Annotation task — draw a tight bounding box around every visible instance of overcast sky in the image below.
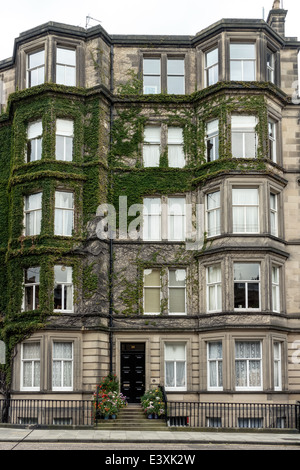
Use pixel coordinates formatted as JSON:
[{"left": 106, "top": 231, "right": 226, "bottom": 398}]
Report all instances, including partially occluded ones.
[{"left": 0, "top": 0, "right": 299, "bottom": 60}]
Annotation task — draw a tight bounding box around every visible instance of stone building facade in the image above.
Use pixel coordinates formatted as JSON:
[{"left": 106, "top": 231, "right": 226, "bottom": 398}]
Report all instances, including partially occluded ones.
[{"left": 0, "top": 2, "right": 300, "bottom": 415}]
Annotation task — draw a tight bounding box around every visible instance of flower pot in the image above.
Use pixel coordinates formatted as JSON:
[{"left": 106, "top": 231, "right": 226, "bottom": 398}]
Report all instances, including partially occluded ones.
[
  {"left": 111, "top": 414, "right": 117, "bottom": 419},
  {"left": 147, "top": 414, "right": 153, "bottom": 419},
  {"left": 104, "top": 415, "right": 110, "bottom": 420}
]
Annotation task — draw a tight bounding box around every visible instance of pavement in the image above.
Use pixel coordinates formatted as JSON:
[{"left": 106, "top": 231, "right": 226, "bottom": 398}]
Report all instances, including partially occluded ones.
[{"left": 0, "top": 426, "right": 299, "bottom": 446}]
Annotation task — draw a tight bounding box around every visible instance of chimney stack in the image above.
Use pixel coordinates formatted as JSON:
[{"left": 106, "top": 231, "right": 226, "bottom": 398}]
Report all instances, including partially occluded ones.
[{"left": 267, "top": 0, "right": 288, "bottom": 37}]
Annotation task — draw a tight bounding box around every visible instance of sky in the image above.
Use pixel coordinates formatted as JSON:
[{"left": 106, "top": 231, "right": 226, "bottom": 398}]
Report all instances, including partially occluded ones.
[{"left": 0, "top": 0, "right": 299, "bottom": 60}]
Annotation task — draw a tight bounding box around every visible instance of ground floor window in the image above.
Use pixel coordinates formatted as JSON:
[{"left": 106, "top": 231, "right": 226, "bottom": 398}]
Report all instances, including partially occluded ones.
[
  {"left": 21, "top": 342, "right": 40, "bottom": 391},
  {"left": 52, "top": 342, "right": 73, "bottom": 391},
  {"left": 164, "top": 343, "right": 186, "bottom": 391},
  {"left": 235, "top": 341, "right": 262, "bottom": 391}
]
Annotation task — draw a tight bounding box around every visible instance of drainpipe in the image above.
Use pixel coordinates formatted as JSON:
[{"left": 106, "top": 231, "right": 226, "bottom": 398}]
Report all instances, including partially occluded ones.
[{"left": 109, "top": 43, "right": 114, "bottom": 374}]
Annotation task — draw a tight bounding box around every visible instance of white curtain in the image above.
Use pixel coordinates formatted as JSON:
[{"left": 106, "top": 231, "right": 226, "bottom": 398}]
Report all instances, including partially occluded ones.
[
  {"left": 52, "top": 342, "right": 73, "bottom": 389},
  {"left": 143, "top": 126, "right": 160, "bottom": 167},
  {"left": 165, "top": 344, "right": 186, "bottom": 388},
  {"left": 54, "top": 191, "right": 74, "bottom": 236},
  {"left": 232, "top": 188, "right": 258, "bottom": 232},
  {"left": 168, "top": 128, "right": 185, "bottom": 167},
  {"left": 25, "top": 193, "right": 42, "bottom": 236}
]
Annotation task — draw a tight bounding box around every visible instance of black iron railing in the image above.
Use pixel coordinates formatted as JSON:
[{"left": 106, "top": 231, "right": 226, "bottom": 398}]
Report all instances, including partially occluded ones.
[
  {"left": 167, "top": 401, "right": 300, "bottom": 431},
  {"left": 0, "top": 399, "right": 94, "bottom": 427},
  {"left": 0, "top": 398, "right": 299, "bottom": 431}
]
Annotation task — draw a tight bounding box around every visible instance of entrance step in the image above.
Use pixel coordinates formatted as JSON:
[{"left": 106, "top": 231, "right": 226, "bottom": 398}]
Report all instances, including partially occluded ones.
[{"left": 94, "top": 404, "right": 168, "bottom": 430}]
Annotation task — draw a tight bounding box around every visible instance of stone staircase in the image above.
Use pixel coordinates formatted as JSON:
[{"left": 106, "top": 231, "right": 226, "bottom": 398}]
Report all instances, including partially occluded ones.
[{"left": 94, "top": 404, "right": 168, "bottom": 431}]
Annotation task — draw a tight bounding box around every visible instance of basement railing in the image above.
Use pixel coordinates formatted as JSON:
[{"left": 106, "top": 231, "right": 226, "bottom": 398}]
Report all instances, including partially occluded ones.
[{"left": 0, "top": 399, "right": 299, "bottom": 431}]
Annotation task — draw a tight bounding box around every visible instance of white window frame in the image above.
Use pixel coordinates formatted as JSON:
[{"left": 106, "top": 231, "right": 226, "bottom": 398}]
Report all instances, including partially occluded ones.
[
  {"left": 235, "top": 341, "right": 263, "bottom": 391},
  {"left": 230, "top": 43, "right": 256, "bottom": 81},
  {"left": 167, "top": 58, "right": 185, "bottom": 94},
  {"left": 168, "top": 197, "right": 186, "bottom": 241},
  {"left": 26, "top": 49, "right": 45, "bottom": 88},
  {"left": 272, "top": 266, "right": 280, "bottom": 313},
  {"left": 234, "top": 263, "right": 261, "bottom": 311},
  {"left": 54, "top": 265, "right": 73, "bottom": 313},
  {"left": 273, "top": 341, "right": 282, "bottom": 391},
  {"left": 55, "top": 119, "right": 74, "bottom": 161},
  {"left": 267, "top": 49, "right": 275, "bottom": 83},
  {"left": 167, "top": 127, "right": 185, "bottom": 168},
  {"left": 205, "top": 119, "right": 219, "bottom": 162},
  {"left": 56, "top": 47, "right": 76, "bottom": 86},
  {"left": 24, "top": 192, "right": 42, "bottom": 236},
  {"left": 21, "top": 342, "right": 40, "bottom": 391},
  {"left": 168, "top": 268, "right": 186, "bottom": 315},
  {"left": 143, "top": 58, "right": 161, "bottom": 94},
  {"left": 52, "top": 342, "right": 73, "bottom": 391},
  {"left": 143, "top": 198, "right": 162, "bottom": 241},
  {"left": 164, "top": 342, "right": 187, "bottom": 391},
  {"left": 231, "top": 115, "right": 257, "bottom": 159},
  {"left": 54, "top": 191, "right": 74, "bottom": 236},
  {"left": 23, "top": 267, "right": 40, "bottom": 311},
  {"left": 270, "top": 192, "right": 278, "bottom": 237},
  {"left": 207, "top": 342, "right": 223, "bottom": 391},
  {"left": 206, "top": 264, "right": 222, "bottom": 313},
  {"left": 143, "top": 268, "right": 161, "bottom": 316},
  {"left": 232, "top": 187, "right": 259, "bottom": 234},
  {"left": 143, "top": 126, "right": 160, "bottom": 167},
  {"left": 205, "top": 47, "right": 219, "bottom": 87},
  {"left": 27, "top": 120, "right": 42, "bottom": 162},
  {"left": 268, "top": 120, "right": 277, "bottom": 163},
  {"left": 206, "top": 190, "right": 221, "bottom": 238}
]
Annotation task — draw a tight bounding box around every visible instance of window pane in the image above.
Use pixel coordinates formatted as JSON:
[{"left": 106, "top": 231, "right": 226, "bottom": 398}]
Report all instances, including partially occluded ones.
[
  {"left": 167, "top": 59, "right": 184, "bottom": 75},
  {"left": 28, "top": 121, "right": 42, "bottom": 140},
  {"left": 247, "top": 283, "right": 260, "bottom": 308},
  {"left": 165, "top": 343, "right": 185, "bottom": 361},
  {"left": 54, "top": 265, "right": 72, "bottom": 284},
  {"left": 144, "top": 288, "right": 160, "bottom": 313},
  {"left": 55, "top": 191, "right": 73, "bottom": 209},
  {"left": 169, "top": 269, "right": 186, "bottom": 287},
  {"left": 165, "top": 362, "right": 175, "bottom": 387},
  {"left": 206, "top": 48, "right": 218, "bottom": 67},
  {"left": 144, "top": 58, "right": 160, "bottom": 74},
  {"left": 234, "top": 283, "right": 246, "bottom": 308},
  {"left": 167, "top": 76, "right": 185, "bottom": 94},
  {"left": 57, "top": 48, "right": 76, "bottom": 66},
  {"left": 169, "top": 288, "right": 185, "bottom": 313},
  {"left": 143, "top": 76, "right": 161, "bottom": 94},
  {"left": 234, "top": 263, "right": 259, "bottom": 281},
  {"left": 25, "top": 267, "right": 40, "bottom": 284},
  {"left": 25, "top": 193, "right": 42, "bottom": 211},
  {"left": 230, "top": 44, "right": 255, "bottom": 59},
  {"left": 244, "top": 61, "right": 256, "bottom": 81},
  {"left": 176, "top": 362, "right": 186, "bottom": 387},
  {"left": 29, "top": 50, "right": 45, "bottom": 69}
]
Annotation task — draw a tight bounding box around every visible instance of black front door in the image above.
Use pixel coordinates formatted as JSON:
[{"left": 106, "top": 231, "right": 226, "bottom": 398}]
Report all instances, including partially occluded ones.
[{"left": 121, "top": 343, "right": 145, "bottom": 403}]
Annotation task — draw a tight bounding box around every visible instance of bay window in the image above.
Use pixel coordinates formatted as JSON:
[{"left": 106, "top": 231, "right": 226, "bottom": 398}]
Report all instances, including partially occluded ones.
[
  {"left": 54, "top": 265, "right": 73, "bottom": 312},
  {"left": 231, "top": 115, "right": 257, "bottom": 158},
  {"left": 206, "top": 191, "right": 221, "bottom": 237},
  {"left": 270, "top": 192, "right": 278, "bottom": 236},
  {"left": 272, "top": 266, "right": 280, "bottom": 313},
  {"left": 205, "top": 47, "right": 218, "bottom": 86},
  {"left": 56, "top": 47, "right": 76, "bottom": 86},
  {"left": 205, "top": 119, "right": 219, "bottom": 162},
  {"left": 235, "top": 341, "right": 262, "bottom": 390},
  {"left": 274, "top": 342, "right": 282, "bottom": 391},
  {"left": 52, "top": 342, "right": 73, "bottom": 391},
  {"left": 268, "top": 120, "right": 277, "bottom": 162},
  {"left": 232, "top": 187, "right": 259, "bottom": 233},
  {"left": 267, "top": 49, "right": 275, "bottom": 83},
  {"left": 234, "top": 263, "right": 260, "bottom": 310},
  {"left": 207, "top": 342, "right": 223, "bottom": 390},
  {"left": 54, "top": 191, "right": 74, "bottom": 236},
  {"left": 56, "top": 119, "right": 74, "bottom": 161},
  {"left": 27, "top": 50, "right": 45, "bottom": 87},
  {"left": 21, "top": 342, "right": 40, "bottom": 391},
  {"left": 27, "top": 120, "right": 42, "bottom": 162},
  {"left": 230, "top": 43, "right": 256, "bottom": 81},
  {"left": 23, "top": 267, "right": 40, "bottom": 311},
  {"left": 165, "top": 343, "right": 186, "bottom": 391},
  {"left": 24, "top": 192, "right": 42, "bottom": 236},
  {"left": 207, "top": 264, "right": 222, "bottom": 312}
]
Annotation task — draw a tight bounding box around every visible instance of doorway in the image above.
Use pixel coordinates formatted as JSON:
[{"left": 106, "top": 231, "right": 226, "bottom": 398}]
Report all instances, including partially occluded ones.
[{"left": 120, "top": 343, "right": 145, "bottom": 403}]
